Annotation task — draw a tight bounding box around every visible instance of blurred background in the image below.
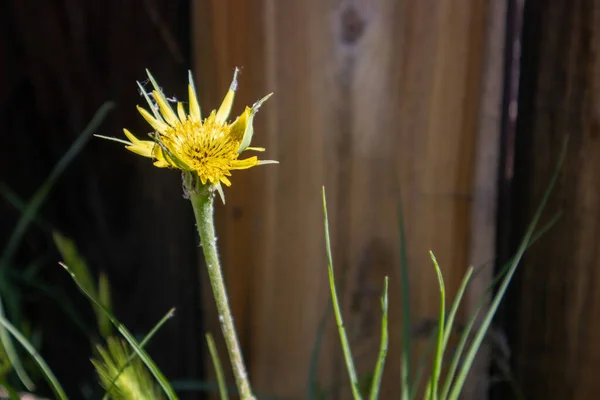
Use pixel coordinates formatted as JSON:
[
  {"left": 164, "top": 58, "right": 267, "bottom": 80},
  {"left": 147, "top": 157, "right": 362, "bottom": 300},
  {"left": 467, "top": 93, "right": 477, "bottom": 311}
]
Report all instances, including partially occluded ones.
[{"left": 1, "top": 0, "right": 598, "bottom": 399}]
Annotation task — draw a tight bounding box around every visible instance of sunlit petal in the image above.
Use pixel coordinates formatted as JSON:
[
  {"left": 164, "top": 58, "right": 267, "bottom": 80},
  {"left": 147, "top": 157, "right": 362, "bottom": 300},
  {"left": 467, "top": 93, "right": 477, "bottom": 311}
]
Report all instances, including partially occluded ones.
[
  {"left": 137, "top": 106, "right": 170, "bottom": 133},
  {"left": 188, "top": 71, "right": 202, "bottom": 122},
  {"left": 215, "top": 68, "right": 239, "bottom": 124},
  {"left": 237, "top": 93, "right": 272, "bottom": 153},
  {"left": 177, "top": 102, "right": 187, "bottom": 123},
  {"left": 152, "top": 90, "right": 180, "bottom": 127},
  {"left": 230, "top": 157, "right": 259, "bottom": 170},
  {"left": 220, "top": 175, "right": 232, "bottom": 187}
]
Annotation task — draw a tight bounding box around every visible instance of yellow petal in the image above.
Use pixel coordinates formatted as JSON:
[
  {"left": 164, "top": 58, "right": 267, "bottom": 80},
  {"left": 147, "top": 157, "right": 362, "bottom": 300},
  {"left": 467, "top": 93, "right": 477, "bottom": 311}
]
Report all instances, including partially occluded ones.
[
  {"left": 126, "top": 142, "right": 155, "bottom": 157},
  {"left": 237, "top": 93, "right": 272, "bottom": 153},
  {"left": 177, "top": 102, "right": 187, "bottom": 123},
  {"left": 152, "top": 90, "right": 180, "bottom": 127},
  {"left": 205, "top": 110, "right": 217, "bottom": 124},
  {"left": 152, "top": 146, "right": 171, "bottom": 167},
  {"left": 230, "top": 156, "right": 259, "bottom": 170},
  {"left": 153, "top": 143, "right": 193, "bottom": 171},
  {"left": 220, "top": 175, "right": 232, "bottom": 186},
  {"left": 188, "top": 71, "right": 202, "bottom": 122},
  {"left": 137, "top": 106, "right": 170, "bottom": 133},
  {"left": 122, "top": 129, "right": 154, "bottom": 158},
  {"left": 229, "top": 107, "right": 250, "bottom": 141},
  {"left": 122, "top": 128, "right": 140, "bottom": 143},
  {"left": 215, "top": 68, "right": 239, "bottom": 124}
]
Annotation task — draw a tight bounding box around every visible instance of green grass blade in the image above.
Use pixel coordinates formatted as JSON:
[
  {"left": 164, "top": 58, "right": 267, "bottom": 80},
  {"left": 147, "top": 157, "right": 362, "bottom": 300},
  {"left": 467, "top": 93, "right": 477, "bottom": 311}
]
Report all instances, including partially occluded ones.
[
  {"left": 98, "top": 272, "right": 113, "bottom": 338},
  {"left": 53, "top": 231, "right": 97, "bottom": 297},
  {"left": 322, "top": 187, "right": 362, "bottom": 400},
  {"left": 440, "top": 251, "right": 526, "bottom": 400},
  {"left": 102, "top": 308, "right": 176, "bottom": 400},
  {"left": 307, "top": 301, "right": 332, "bottom": 400},
  {"left": 7, "top": 270, "right": 97, "bottom": 342},
  {"left": 439, "top": 217, "right": 559, "bottom": 400},
  {"left": 206, "top": 333, "right": 229, "bottom": 400},
  {"left": 0, "top": 302, "right": 67, "bottom": 400},
  {"left": 440, "top": 305, "right": 481, "bottom": 400},
  {"left": 397, "top": 202, "right": 411, "bottom": 400},
  {"left": 170, "top": 380, "right": 285, "bottom": 400},
  {"left": 0, "top": 296, "right": 34, "bottom": 391},
  {"left": 410, "top": 268, "right": 474, "bottom": 400},
  {"left": 0, "top": 101, "right": 115, "bottom": 391},
  {"left": 429, "top": 252, "right": 445, "bottom": 400},
  {"left": 446, "top": 138, "right": 567, "bottom": 400},
  {"left": 53, "top": 231, "right": 114, "bottom": 339},
  {"left": 440, "top": 260, "right": 513, "bottom": 400},
  {"left": 0, "top": 101, "right": 115, "bottom": 273},
  {"left": 409, "top": 330, "right": 438, "bottom": 400},
  {"left": 442, "top": 267, "right": 473, "bottom": 353},
  {"left": 0, "top": 184, "right": 51, "bottom": 232},
  {"left": 441, "top": 267, "right": 473, "bottom": 357},
  {"left": 437, "top": 267, "right": 473, "bottom": 400},
  {"left": 424, "top": 380, "right": 432, "bottom": 400},
  {"left": 368, "top": 277, "right": 389, "bottom": 400},
  {"left": 61, "top": 262, "right": 179, "bottom": 400},
  {"left": 472, "top": 211, "right": 562, "bottom": 290}
]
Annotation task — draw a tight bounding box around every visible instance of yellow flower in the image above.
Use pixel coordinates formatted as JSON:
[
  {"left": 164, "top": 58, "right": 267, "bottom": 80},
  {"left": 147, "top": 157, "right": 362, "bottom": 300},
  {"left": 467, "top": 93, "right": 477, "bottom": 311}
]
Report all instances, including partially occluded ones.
[{"left": 97, "top": 68, "right": 276, "bottom": 197}]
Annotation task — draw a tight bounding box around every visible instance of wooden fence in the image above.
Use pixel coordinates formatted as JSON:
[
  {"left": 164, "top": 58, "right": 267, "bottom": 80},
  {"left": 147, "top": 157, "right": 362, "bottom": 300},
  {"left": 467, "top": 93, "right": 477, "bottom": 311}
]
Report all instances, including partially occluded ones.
[
  {"left": 192, "top": 1, "right": 504, "bottom": 398},
  {"left": 505, "top": 1, "right": 600, "bottom": 399}
]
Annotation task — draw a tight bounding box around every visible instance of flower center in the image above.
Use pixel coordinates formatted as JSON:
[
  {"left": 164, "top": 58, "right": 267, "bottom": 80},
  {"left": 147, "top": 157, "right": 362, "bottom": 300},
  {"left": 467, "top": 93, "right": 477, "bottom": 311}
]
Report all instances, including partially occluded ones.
[{"left": 163, "top": 118, "right": 241, "bottom": 182}]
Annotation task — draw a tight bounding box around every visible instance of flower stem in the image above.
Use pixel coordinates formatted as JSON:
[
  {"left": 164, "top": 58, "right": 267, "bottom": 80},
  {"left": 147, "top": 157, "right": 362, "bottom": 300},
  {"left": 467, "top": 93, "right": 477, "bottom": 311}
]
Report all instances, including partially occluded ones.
[{"left": 188, "top": 181, "right": 255, "bottom": 400}]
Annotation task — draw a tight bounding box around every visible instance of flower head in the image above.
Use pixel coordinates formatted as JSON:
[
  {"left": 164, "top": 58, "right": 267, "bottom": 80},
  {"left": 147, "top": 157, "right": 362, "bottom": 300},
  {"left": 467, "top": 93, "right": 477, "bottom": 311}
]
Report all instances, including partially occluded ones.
[
  {"left": 92, "top": 337, "right": 163, "bottom": 400},
  {"left": 98, "top": 68, "right": 276, "bottom": 200}
]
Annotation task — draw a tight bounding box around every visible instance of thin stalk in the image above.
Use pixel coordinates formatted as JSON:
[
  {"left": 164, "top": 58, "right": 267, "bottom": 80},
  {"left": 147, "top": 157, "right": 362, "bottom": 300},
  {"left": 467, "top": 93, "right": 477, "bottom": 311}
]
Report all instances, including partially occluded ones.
[
  {"left": 429, "top": 252, "right": 445, "bottom": 400},
  {"left": 188, "top": 182, "right": 254, "bottom": 400},
  {"left": 322, "top": 187, "right": 362, "bottom": 400},
  {"left": 102, "top": 308, "right": 176, "bottom": 400},
  {"left": 207, "top": 333, "right": 229, "bottom": 400},
  {"left": 61, "top": 263, "right": 178, "bottom": 400},
  {"left": 446, "top": 137, "right": 568, "bottom": 400},
  {"left": 368, "top": 277, "right": 389, "bottom": 400},
  {"left": 397, "top": 202, "right": 411, "bottom": 400},
  {"left": 0, "top": 310, "right": 67, "bottom": 400}
]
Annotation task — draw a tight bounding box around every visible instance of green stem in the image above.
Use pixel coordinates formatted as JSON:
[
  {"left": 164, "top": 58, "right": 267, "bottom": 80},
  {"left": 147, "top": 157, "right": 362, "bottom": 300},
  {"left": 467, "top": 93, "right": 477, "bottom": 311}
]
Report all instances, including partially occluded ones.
[{"left": 188, "top": 181, "right": 254, "bottom": 400}]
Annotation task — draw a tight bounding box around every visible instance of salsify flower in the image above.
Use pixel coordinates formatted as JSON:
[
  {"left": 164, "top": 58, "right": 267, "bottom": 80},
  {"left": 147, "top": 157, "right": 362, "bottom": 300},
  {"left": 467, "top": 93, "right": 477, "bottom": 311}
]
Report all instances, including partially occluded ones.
[{"left": 97, "top": 68, "right": 276, "bottom": 201}]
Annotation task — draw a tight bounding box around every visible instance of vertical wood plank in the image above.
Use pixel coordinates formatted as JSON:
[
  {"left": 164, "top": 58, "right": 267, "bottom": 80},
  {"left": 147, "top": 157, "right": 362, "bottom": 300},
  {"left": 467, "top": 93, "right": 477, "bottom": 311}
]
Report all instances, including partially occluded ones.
[
  {"left": 464, "top": 1, "right": 506, "bottom": 399},
  {"left": 508, "top": 0, "right": 600, "bottom": 398},
  {"left": 192, "top": 0, "right": 495, "bottom": 398}
]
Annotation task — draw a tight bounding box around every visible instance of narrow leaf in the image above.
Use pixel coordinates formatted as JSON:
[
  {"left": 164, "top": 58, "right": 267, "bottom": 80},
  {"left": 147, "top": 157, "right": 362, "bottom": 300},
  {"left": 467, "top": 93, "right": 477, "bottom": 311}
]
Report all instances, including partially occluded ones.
[
  {"left": 0, "top": 304, "right": 67, "bottom": 400},
  {"left": 206, "top": 333, "right": 229, "bottom": 400},
  {"left": 397, "top": 202, "right": 411, "bottom": 400},
  {"left": 429, "top": 252, "right": 445, "bottom": 400},
  {"left": 446, "top": 137, "right": 567, "bottom": 400},
  {"left": 322, "top": 187, "right": 362, "bottom": 400},
  {"left": 368, "top": 277, "right": 389, "bottom": 400},
  {"left": 61, "top": 262, "right": 179, "bottom": 400}
]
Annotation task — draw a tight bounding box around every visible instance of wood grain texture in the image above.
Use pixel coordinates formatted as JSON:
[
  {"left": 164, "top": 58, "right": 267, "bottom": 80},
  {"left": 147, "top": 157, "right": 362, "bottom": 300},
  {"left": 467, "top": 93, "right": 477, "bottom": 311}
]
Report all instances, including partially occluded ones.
[
  {"left": 464, "top": 1, "right": 506, "bottom": 399},
  {"left": 507, "top": 0, "right": 600, "bottom": 399},
  {"left": 192, "top": 0, "right": 494, "bottom": 398}
]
